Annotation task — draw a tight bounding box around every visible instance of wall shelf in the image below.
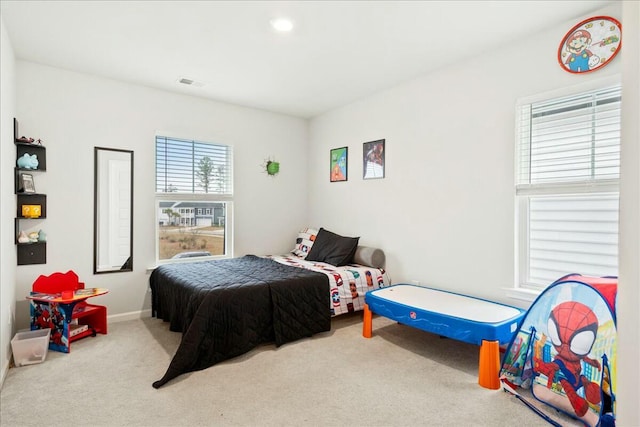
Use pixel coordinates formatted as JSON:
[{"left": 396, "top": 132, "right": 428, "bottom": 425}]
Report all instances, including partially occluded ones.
[{"left": 14, "top": 118, "right": 47, "bottom": 266}]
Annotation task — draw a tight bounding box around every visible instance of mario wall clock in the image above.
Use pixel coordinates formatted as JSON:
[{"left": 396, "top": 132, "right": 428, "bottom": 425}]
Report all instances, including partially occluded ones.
[{"left": 558, "top": 16, "right": 621, "bottom": 74}]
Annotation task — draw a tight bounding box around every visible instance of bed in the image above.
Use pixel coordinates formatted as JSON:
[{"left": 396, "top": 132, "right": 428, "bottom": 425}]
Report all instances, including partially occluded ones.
[{"left": 150, "top": 227, "right": 390, "bottom": 388}]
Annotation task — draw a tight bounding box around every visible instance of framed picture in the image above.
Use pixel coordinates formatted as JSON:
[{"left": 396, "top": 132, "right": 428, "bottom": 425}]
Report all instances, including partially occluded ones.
[
  {"left": 20, "top": 173, "right": 35, "bottom": 193},
  {"left": 330, "top": 147, "right": 348, "bottom": 182},
  {"left": 363, "top": 139, "right": 385, "bottom": 179},
  {"left": 558, "top": 16, "right": 622, "bottom": 74}
]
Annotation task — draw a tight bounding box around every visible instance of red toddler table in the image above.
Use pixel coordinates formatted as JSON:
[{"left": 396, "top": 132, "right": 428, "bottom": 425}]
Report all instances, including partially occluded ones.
[{"left": 27, "top": 270, "right": 108, "bottom": 353}]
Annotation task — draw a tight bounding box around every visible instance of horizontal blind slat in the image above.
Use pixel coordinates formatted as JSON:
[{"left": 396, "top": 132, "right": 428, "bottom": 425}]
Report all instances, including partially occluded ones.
[{"left": 156, "top": 136, "right": 233, "bottom": 195}]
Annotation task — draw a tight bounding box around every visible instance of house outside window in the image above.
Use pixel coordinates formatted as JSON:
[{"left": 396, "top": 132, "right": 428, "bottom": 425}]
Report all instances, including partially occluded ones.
[
  {"left": 515, "top": 83, "right": 621, "bottom": 290},
  {"left": 156, "top": 136, "right": 233, "bottom": 262}
]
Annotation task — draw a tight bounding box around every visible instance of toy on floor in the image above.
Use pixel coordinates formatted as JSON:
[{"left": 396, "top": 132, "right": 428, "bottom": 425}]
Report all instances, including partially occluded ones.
[{"left": 500, "top": 274, "right": 617, "bottom": 427}]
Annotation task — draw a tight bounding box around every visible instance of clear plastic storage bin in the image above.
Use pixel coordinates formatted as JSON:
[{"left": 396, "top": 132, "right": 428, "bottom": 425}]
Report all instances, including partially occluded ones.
[{"left": 11, "top": 328, "right": 50, "bottom": 366}]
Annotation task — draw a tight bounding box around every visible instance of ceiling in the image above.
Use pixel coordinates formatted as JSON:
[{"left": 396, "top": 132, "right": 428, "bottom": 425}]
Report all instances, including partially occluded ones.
[{"left": 1, "top": 1, "right": 612, "bottom": 118}]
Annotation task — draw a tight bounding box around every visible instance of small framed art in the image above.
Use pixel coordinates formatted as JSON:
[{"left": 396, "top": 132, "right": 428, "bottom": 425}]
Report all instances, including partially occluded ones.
[
  {"left": 363, "top": 139, "right": 385, "bottom": 179},
  {"left": 330, "top": 147, "right": 348, "bottom": 182},
  {"left": 558, "top": 16, "right": 622, "bottom": 74},
  {"left": 20, "top": 173, "right": 36, "bottom": 193}
]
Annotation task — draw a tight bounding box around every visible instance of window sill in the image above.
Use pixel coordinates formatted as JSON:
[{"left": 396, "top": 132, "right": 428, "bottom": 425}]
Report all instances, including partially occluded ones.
[{"left": 503, "top": 287, "right": 541, "bottom": 303}]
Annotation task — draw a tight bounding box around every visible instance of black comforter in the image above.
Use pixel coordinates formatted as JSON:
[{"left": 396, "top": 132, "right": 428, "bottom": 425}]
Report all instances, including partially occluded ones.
[{"left": 150, "top": 255, "right": 330, "bottom": 388}]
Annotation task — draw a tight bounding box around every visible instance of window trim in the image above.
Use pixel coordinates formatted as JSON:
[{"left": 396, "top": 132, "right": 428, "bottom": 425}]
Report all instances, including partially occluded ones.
[
  {"left": 513, "top": 76, "right": 621, "bottom": 293},
  {"left": 514, "top": 75, "right": 620, "bottom": 112},
  {"left": 154, "top": 133, "right": 234, "bottom": 265}
]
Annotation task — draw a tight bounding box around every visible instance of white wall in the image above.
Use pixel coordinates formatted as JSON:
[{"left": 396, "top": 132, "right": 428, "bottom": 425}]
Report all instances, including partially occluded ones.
[
  {"left": 12, "top": 62, "right": 310, "bottom": 329},
  {"left": 308, "top": 4, "right": 621, "bottom": 305},
  {"left": 0, "top": 16, "right": 17, "bottom": 386},
  {"left": 617, "top": 2, "right": 640, "bottom": 425},
  {"left": 309, "top": 2, "right": 640, "bottom": 424}
]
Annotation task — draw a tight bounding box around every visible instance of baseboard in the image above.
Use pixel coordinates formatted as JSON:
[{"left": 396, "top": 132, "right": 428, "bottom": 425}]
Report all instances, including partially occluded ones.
[
  {"left": 107, "top": 309, "right": 152, "bottom": 323},
  {"left": 0, "top": 359, "right": 8, "bottom": 390}
]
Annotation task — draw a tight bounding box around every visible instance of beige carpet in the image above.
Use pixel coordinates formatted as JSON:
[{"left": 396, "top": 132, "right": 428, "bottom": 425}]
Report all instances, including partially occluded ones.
[{"left": 0, "top": 313, "right": 581, "bottom": 426}]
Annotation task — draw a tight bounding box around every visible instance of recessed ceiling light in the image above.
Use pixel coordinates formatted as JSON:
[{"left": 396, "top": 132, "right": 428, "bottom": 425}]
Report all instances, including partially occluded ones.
[{"left": 270, "top": 18, "right": 293, "bottom": 32}]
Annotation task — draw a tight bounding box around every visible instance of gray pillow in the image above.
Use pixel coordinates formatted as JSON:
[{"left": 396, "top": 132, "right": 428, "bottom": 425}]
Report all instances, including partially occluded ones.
[{"left": 353, "top": 246, "right": 385, "bottom": 268}]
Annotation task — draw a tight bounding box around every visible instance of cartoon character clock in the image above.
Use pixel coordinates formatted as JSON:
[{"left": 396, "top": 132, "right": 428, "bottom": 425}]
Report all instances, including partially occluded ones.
[{"left": 558, "top": 16, "right": 622, "bottom": 74}]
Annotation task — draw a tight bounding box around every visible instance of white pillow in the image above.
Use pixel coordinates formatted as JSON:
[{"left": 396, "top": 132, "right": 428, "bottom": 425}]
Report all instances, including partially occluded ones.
[{"left": 291, "top": 227, "right": 319, "bottom": 258}]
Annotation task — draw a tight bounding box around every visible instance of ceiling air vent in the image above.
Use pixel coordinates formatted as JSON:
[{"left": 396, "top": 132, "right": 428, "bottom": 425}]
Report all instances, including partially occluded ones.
[{"left": 177, "top": 77, "right": 204, "bottom": 87}]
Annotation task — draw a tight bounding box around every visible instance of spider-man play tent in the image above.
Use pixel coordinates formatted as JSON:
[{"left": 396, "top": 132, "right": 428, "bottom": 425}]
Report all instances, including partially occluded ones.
[{"left": 500, "top": 274, "right": 617, "bottom": 427}]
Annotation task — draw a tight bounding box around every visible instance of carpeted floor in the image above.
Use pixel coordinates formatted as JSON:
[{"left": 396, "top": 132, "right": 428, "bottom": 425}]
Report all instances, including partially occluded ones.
[{"left": 0, "top": 313, "right": 582, "bottom": 426}]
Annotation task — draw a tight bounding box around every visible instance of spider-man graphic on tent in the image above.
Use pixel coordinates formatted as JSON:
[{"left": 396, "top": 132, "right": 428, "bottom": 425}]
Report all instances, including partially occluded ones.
[{"left": 534, "top": 301, "right": 602, "bottom": 417}]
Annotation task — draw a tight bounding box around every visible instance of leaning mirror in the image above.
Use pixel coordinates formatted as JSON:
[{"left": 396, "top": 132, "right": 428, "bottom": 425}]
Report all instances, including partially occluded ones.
[{"left": 94, "top": 147, "right": 133, "bottom": 273}]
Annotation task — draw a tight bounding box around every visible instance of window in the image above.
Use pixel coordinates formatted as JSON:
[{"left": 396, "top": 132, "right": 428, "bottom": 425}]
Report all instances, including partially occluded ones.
[
  {"left": 156, "top": 136, "right": 233, "bottom": 262},
  {"left": 516, "top": 85, "right": 621, "bottom": 290}
]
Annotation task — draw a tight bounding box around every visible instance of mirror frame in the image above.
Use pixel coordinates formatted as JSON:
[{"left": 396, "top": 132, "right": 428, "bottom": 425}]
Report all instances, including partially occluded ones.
[{"left": 93, "top": 147, "right": 134, "bottom": 274}]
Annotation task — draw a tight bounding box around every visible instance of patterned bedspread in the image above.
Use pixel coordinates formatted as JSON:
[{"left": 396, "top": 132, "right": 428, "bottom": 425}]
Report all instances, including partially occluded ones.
[{"left": 268, "top": 255, "right": 391, "bottom": 316}]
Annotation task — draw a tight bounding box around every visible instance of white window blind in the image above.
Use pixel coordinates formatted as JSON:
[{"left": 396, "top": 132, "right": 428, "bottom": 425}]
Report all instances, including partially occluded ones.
[
  {"left": 517, "top": 86, "right": 621, "bottom": 188},
  {"left": 527, "top": 194, "right": 619, "bottom": 285},
  {"left": 156, "top": 136, "right": 233, "bottom": 195},
  {"left": 516, "top": 85, "right": 621, "bottom": 288}
]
